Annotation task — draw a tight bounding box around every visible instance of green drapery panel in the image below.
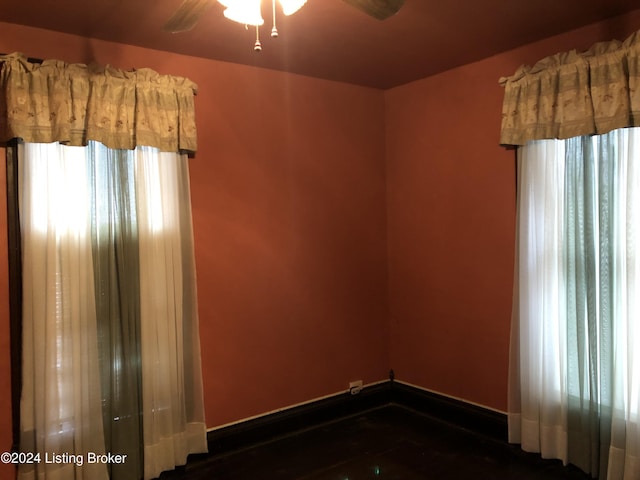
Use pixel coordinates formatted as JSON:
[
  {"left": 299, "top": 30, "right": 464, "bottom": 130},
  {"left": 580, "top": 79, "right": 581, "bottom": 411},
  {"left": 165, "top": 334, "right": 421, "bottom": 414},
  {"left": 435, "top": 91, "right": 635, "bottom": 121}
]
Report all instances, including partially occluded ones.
[
  {"left": 89, "top": 145, "right": 144, "bottom": 480},
  {"left": 0, "top": 53, "right": 198, "bottom": 153},
  {"left": 499, "top": 30, "right": 640, "bottom": 146},
  {"left": 564, "top": 136, "right": 608, "bottom": 477}
]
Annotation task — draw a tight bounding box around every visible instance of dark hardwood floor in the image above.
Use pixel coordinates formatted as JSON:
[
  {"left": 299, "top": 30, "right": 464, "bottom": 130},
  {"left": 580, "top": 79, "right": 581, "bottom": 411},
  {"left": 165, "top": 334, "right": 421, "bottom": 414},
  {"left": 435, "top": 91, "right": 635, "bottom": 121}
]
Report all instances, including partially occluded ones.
[{"left": 159, "top": 405, "right": 590, "bottom": 479}]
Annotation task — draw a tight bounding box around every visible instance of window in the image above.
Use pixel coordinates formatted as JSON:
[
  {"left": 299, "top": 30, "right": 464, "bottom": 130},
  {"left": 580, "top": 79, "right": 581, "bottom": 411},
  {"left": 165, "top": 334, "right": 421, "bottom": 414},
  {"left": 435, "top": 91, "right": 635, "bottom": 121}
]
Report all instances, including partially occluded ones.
[
  {"left": 511, "top": 127, "right": 640, "bottom": 479},
  {"left": 10, "top": 140, "right": 208, "bottom": 480}
]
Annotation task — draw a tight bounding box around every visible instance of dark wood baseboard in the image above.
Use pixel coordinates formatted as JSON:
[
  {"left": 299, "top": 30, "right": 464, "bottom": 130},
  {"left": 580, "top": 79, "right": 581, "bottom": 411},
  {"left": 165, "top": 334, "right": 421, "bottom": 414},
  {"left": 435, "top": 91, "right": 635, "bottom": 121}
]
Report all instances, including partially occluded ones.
[
  {"left": 206, "top": 380, "right": 507, "bottom": 456},
  {"left": 390, "top": 381, "right": 507, "bottom": 442}
]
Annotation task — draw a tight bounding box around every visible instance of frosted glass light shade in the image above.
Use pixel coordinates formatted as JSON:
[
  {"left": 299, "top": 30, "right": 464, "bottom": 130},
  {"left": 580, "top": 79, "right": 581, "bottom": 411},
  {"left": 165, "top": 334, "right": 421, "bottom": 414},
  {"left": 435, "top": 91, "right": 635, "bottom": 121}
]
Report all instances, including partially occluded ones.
[
  {"left": 279, "top": 0, "right": 306, "bottom": 15},
  {"left": 221, "top": 0, "right": 264, "bottom": 25}
]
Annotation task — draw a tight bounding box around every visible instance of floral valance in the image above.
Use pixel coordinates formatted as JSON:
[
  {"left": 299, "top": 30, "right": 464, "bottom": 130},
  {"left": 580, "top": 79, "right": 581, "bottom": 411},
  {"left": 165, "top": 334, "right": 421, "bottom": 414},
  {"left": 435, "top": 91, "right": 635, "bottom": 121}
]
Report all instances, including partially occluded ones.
[
  {"left": 0, "top": 52, "right": 198, "bottom": 153},
  {"left": 499, "top": 30, "right": 640, "bottom": 146}
]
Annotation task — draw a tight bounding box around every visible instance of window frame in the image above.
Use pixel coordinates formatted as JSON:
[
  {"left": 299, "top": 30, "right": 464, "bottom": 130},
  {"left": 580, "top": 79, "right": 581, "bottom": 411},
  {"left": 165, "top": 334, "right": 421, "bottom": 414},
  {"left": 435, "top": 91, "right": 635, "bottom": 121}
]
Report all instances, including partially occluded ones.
[{"left": 5, "top": 140, "right": 22, "bottom": 452}]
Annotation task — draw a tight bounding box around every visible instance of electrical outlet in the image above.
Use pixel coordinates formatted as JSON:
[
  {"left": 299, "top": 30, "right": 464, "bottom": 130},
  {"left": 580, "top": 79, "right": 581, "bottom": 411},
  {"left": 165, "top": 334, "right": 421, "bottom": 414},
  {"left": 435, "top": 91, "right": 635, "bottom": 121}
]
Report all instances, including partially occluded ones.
[{"left": 349, "top": 380, "right": 363, "bottom": 395}]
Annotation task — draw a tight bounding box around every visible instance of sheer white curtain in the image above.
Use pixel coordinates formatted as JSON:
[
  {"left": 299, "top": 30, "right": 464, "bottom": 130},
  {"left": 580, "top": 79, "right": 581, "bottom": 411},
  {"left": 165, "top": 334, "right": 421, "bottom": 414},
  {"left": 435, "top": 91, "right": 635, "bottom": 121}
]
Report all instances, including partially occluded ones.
[
  {"left": 18, "top": 141, "right": 207, "bottom": 480},
  {"left": 510, "top": 127, "right": 640, "bottom": 478},
  {"left": 136, "top": 148, "right": 207, "bottom": 479},
  {"left": 19, "top": 143, "right": 109, "bottom": 480},
  {"left": 510, "top": 139, "right": 568, "bottom": 460}
]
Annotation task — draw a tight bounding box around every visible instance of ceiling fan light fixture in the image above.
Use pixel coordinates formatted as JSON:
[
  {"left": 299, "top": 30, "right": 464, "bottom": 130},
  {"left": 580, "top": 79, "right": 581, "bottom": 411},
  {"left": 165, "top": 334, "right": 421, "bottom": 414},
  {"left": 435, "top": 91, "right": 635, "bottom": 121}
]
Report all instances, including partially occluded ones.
[
  {"left": 220, "top": 0, "right": 264, "bottom": 26},
  {"left": 163, "top": 0, "right": 406, "bottom": 36},
  {"left": 278, "top": 0, "right": 307, "bottom": 16}
]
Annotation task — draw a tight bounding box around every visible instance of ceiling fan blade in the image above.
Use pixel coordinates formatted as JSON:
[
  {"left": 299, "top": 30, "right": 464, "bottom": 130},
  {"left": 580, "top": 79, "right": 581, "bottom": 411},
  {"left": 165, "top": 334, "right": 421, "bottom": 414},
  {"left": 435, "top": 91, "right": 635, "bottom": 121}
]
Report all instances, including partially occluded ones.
[
  {"left": 341, "top": 0, "right": 405, "bottom": 20},
  {"left": 163, "top": 0, "right": 216, "bottom": 33}
]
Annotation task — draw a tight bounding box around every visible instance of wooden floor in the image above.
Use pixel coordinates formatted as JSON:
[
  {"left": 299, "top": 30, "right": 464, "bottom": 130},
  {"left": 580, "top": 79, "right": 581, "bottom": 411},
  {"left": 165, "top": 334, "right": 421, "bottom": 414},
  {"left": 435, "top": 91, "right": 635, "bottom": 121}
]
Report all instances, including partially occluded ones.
[{"left": 159, "top": 405, "right": 590, "bottom": 479}]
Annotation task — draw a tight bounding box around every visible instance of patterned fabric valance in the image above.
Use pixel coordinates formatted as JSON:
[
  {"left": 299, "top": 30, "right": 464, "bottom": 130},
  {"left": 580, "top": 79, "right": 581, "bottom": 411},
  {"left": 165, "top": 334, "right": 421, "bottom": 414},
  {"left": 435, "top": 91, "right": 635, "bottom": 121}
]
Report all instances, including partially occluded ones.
[
  {"left": 499, "top": 30, "right": 640, "bottom": 146},
  {"left": 0, "top": 52, "right": 198, "bottom": 153}
]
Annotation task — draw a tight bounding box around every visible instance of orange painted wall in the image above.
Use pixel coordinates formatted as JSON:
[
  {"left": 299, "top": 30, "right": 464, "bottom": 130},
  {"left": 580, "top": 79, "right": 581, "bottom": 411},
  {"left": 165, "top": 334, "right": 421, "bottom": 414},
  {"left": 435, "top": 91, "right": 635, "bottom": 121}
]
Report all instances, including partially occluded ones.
[
  {"left": 385, "top": 9, "right": 640, "bottom": 412},
  {"left": 2, "top": 9, "right": 640, "bottom": 475},
  {"left": 0, "top": 21, "right": 389, "bottom": 460}
]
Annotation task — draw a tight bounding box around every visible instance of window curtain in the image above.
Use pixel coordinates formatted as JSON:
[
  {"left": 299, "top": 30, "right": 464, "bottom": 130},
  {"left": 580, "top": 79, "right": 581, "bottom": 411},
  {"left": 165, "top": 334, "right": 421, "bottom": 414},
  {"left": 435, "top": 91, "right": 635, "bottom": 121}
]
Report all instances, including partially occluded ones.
[
  {"left": 1, "top": 54, "right": 207, "bottom": 480},
  {"left": 499, "top": 30, "right": 640, "bottom": 146},
  {"left": 0, "top": 52, "right": 197, "bottom": 152},
  {"left": 502, "top": 29, "right": 640, "bottom": 480},
  {"left": 511, "top": 131, "right": 640, "bottom": 478}
]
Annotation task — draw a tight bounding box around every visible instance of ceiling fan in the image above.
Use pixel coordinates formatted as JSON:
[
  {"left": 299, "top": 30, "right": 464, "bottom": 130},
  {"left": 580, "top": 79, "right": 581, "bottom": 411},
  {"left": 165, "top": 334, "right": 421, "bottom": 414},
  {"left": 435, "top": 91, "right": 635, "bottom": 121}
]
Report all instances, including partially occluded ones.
[{"left": 163, "top": 0, "right": 406, "bottom": 33}]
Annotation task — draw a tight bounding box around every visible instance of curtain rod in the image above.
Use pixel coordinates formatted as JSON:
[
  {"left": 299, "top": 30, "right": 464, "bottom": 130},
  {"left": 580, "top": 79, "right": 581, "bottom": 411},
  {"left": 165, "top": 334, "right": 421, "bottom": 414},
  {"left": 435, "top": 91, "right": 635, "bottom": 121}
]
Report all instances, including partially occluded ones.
[{"left": 0, "top": 53, "right": 44, "bottom": 63}]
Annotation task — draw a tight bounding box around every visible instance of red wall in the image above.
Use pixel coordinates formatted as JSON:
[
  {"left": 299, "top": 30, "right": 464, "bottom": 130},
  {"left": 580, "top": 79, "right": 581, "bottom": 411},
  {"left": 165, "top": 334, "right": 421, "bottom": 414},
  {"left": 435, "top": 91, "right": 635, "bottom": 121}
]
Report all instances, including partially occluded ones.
[
  {"left": 385, "top": 9, "right": 640, "bottom": 411},
  {"left": 0, "top": 22, "right": 389, "bottom": 469},
  {"left": 1, "top": 9, "right": 640, "bottom": 477},
  {"left": 385, "top": 60, "right": 516, "bottom": 411}
]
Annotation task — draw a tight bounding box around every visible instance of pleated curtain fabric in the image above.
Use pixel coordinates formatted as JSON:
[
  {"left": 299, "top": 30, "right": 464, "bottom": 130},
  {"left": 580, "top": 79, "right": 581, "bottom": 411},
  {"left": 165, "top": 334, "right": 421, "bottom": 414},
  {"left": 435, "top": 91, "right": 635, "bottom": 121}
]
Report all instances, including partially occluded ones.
[
  {"left": 503, "top": 27, "right": 640, "bottom": 479},
  {"left": 89, "top": 144, "right": 145, "bottom": 480},
  {"left": 509, "top": 139, "right": 568, "bottom": 460},
  {"left": 135, "top": 146, "right": 208, "bottom": 479},
  {"left": 19, "top": 143, "right": 111, "bottom": 480},
  {"left": 499, "top": 30, "right": 640, "bottom": 146},
  {"left": 511, "top": 129, "right": 640, "bottom": 479},
  {"left": 0, "top": 53, "right": 198, "bottom": 154},
  {"left": 17, "top": 142, "right": 208, "bottom": 480},
  {"left": 1, "top": 54, "right": 207, "bottom": 480}
]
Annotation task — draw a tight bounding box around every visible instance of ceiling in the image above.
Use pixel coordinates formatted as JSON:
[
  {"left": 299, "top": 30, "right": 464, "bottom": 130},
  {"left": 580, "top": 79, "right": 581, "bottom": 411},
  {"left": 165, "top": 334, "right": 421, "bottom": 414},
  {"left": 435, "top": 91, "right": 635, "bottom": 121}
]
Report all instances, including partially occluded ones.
[{"left": 0, "top": 0, "right": 639, "bottom": 89}]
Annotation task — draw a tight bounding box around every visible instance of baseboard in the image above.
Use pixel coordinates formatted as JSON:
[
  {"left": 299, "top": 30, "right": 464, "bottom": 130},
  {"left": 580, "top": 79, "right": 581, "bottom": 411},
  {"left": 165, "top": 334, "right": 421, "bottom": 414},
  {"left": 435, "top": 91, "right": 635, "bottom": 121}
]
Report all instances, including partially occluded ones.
[
  {"left": 390, "top": 381, "right": 508, "bottom": 442},
  {"left": 207, "top": 382, "right": 392, "bottom": 455},
  {"left": 205, "top": 379, "right": 508, "bottom": 456}
]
